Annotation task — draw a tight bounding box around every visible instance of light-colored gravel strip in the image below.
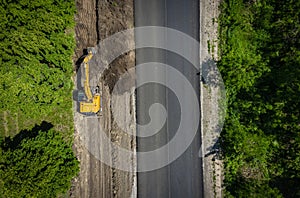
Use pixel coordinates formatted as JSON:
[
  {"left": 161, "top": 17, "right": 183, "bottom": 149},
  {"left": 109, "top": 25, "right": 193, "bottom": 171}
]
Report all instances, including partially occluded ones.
[{"left": 200, "top": 0, "right": 224, "bottom": 197}]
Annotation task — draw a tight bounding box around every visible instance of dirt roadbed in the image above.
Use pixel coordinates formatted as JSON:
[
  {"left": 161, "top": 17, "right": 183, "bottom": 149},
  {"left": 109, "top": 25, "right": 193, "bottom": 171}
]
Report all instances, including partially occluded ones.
[{"left": 71, "top": 0, "right": 135, "bottom": 197}]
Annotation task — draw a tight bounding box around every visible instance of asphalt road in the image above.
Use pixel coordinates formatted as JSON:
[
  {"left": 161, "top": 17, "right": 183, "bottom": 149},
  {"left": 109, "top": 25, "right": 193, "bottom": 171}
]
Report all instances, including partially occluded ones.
[{"left": 135, "top": 0, "right": 202, "bottom": 197}]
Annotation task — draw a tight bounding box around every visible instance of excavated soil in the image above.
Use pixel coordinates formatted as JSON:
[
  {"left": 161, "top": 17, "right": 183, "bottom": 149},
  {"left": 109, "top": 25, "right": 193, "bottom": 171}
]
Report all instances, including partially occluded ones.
[{"left": 71, "top": 0, "right": 135, "bottom": 197}]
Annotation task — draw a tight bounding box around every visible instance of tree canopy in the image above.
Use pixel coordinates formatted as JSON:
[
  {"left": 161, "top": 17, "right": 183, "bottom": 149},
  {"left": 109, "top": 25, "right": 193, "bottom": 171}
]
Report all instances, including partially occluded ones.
[
  {"left": 219, "top": 0, "right": 300, "bottom": 196},
  {"left": 0, "top": 123, "right": 79, "bottom": 197},
  {"left": 0, "top": 0, "right": 76, "bottom": 136},
  {"left": 0, "top": 0, "right": 78, "bottom": 196}
]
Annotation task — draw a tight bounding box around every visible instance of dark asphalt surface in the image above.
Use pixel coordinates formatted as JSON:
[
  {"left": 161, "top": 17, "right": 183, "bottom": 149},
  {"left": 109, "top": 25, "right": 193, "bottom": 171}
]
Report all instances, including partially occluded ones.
[{"left": 135, "top": 0, "right": 202, "bottom": 197}]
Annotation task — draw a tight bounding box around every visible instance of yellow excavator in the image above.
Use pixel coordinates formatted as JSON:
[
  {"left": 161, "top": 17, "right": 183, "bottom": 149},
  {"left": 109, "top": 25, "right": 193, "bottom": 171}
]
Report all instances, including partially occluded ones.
[{"left": 79, "top": 47, "right": 101, "bottom": 114}]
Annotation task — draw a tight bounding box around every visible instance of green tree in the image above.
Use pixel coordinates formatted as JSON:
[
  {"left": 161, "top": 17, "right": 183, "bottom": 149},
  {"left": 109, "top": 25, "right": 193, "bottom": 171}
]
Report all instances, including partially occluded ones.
[{"left": 0, "top": 125, "right": 79, "bottom": 197}]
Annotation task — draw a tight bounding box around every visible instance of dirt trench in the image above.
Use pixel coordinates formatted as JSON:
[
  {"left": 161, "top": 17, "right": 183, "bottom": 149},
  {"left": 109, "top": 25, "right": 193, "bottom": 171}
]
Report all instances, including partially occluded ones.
[{"left": 71, "top": 0, "right": 135, "bottom": 197}]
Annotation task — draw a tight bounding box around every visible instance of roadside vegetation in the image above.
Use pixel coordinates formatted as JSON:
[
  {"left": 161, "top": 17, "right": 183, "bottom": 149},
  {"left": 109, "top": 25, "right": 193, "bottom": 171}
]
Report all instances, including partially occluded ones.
[
  {"left": 0, "top": 0, "right": 79, "bottom": 196},
  {"left": 218, "top": 0, "right": 300, "bottom": 197}
]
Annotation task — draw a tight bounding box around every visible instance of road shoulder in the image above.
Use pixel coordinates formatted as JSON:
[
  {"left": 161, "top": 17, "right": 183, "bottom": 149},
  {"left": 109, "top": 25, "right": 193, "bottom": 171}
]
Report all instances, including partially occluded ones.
[{"left": 200, "top": 0, "right": 224, "bottom": 197}]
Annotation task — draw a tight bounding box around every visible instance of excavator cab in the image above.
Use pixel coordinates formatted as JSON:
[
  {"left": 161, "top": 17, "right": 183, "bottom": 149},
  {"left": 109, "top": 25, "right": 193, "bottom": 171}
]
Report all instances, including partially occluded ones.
[{"left": 79, "top": 47, "right": 101, "bottom": 115}]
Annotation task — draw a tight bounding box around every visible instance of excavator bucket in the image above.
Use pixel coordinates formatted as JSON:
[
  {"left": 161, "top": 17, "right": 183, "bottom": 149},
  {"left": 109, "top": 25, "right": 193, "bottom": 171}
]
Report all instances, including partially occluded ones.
[{"left": 87, "top": 47, "right": 97, "bottom": 55}]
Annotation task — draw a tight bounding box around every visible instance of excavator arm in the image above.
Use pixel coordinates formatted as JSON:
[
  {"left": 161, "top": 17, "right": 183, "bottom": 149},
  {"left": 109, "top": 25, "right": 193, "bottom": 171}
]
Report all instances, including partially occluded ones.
[{"left": 83, "top": 49, "right": 93, "bottom": 101}]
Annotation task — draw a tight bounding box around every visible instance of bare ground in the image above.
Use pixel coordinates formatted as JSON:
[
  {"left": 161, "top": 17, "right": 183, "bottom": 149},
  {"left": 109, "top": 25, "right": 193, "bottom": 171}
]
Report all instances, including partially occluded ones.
[
  {"left": 200, "top": 0, "right": 224, "bottom": 197},
  {"left": 71, "top": 0, "right": 135, "bottom": 197}
]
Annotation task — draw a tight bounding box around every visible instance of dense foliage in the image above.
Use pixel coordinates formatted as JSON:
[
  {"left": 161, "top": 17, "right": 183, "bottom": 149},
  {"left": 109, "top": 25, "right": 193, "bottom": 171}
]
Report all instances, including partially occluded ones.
[
  {"left": 219, "top": 0, "right": 300, "bottom": 197},
  {"left": 0, "top": 125, "right": 79, "bottom": 197},
  {"left": 0, "top": 0, "right": 76, "bottom": 136},
  {"left": 0, "top": 0, "right": 79, "bottom": 196}
]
